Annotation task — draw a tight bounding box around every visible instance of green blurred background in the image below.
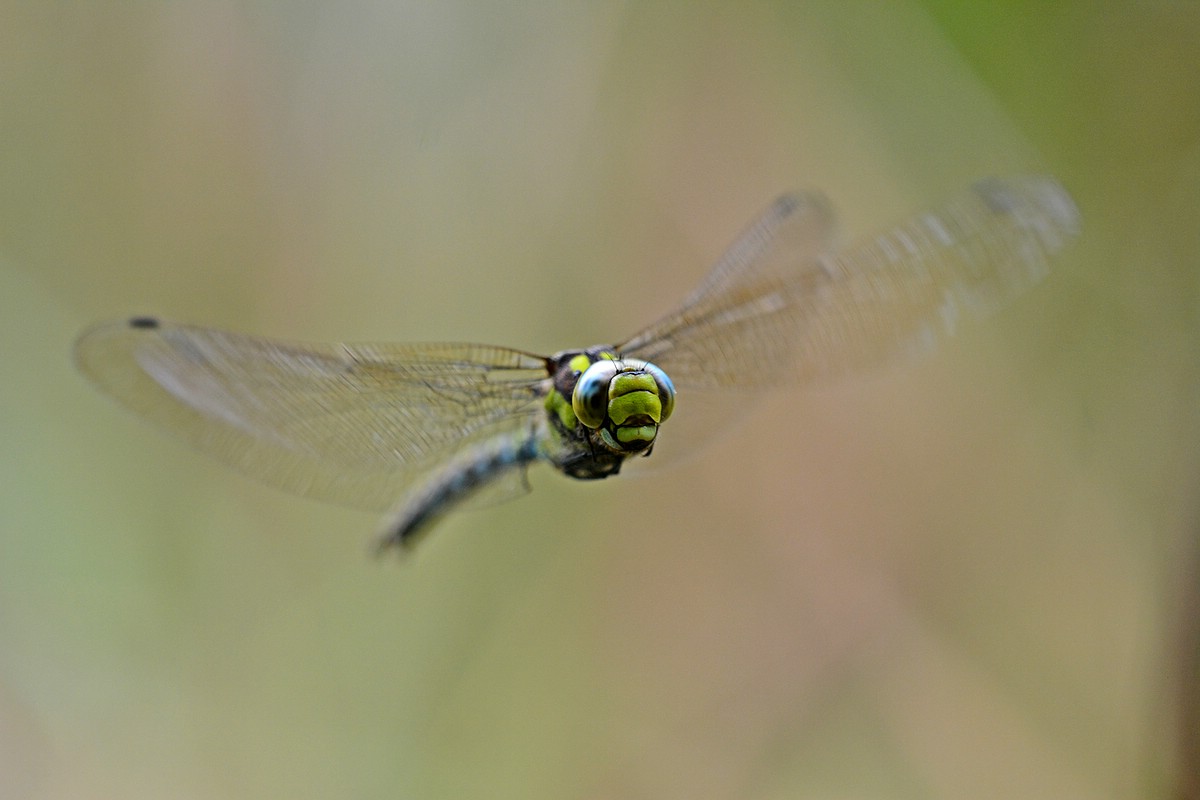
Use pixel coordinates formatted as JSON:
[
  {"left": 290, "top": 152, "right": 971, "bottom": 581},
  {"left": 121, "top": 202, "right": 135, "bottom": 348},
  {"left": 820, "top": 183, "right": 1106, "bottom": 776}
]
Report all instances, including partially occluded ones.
[{"left": 2, "top": 2, "right": 1198, "bottom": 798}]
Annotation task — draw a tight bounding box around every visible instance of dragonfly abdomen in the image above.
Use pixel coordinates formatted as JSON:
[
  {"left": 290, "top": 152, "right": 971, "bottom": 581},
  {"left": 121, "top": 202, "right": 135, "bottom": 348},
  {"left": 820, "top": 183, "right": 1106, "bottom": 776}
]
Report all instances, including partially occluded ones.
[{"left": 374, "top": 429, "right": 543, "bottom": 552}]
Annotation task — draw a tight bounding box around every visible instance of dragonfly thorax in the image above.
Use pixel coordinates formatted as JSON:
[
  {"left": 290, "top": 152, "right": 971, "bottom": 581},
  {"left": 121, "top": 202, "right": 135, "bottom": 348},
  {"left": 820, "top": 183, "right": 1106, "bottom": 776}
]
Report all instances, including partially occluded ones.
[{"left": 543, "top": 347, "right": 676, "bottom": 473}]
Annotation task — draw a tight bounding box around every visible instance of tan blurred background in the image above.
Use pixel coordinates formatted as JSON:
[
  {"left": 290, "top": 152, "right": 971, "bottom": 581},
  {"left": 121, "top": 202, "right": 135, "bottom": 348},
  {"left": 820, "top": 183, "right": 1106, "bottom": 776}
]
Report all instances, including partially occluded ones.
[{"left": 2, "top": 2, "right": 1198, "bottom": 798}]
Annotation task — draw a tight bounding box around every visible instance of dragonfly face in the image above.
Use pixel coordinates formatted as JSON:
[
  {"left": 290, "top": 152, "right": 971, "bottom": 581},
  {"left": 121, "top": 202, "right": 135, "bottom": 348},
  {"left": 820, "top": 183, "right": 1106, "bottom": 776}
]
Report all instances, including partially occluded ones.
[
  {"left": 74, "top": 176, "right": 1079, "bottom": 551},
  {"left": 542, "top": 347, "right": 677, "bottom": 479}
]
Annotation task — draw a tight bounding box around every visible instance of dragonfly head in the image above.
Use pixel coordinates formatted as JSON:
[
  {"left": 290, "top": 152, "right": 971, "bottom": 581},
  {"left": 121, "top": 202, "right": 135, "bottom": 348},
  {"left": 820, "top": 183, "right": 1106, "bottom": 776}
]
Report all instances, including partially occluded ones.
[{"left": 558, "top": 351, "right": 675, "bottom": 455}]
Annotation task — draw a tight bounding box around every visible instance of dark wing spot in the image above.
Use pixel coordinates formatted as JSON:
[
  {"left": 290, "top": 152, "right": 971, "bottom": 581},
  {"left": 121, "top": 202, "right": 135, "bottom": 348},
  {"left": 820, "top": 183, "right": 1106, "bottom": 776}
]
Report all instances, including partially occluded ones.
[{"left": 128, "top": 316, "right": 160, "bottom": 330}]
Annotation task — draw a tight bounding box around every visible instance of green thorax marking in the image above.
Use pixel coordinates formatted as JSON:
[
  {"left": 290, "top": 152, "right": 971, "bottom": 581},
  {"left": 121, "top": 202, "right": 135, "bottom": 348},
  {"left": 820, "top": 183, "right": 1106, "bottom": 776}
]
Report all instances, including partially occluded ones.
[{"left": 543, "top": 386, "right": 577, "bottom": 432}]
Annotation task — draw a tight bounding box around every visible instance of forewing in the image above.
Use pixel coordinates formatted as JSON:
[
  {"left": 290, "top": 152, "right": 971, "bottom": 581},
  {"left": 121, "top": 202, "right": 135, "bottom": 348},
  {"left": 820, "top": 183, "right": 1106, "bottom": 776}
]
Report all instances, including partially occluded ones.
[
  {"left": 620, "top": 176, "right": 1078, "bottom": 390},
  {"left": 618, "top": 190, "right": 837, "bottom": 382},
  {"left": 74, "top": 319, "right": 550, "bottom": 512}
]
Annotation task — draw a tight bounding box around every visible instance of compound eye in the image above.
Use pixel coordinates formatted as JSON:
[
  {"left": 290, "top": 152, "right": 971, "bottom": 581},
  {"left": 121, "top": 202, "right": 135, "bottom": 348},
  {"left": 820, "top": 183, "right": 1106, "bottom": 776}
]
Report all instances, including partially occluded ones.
[
  {"left": 643, "top": 362, "right": 676, "bottom": 422},
  {"left": 571, "top": 360, "right": 619, "bottom": 429}
]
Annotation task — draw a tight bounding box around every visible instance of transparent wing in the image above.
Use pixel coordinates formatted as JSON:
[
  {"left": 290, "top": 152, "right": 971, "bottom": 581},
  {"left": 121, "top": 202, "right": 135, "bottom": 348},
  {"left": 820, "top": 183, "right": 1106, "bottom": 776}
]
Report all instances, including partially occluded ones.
[
  {"left": 620, "top": 175, "right": 1079, "bottom": 389},
  {"left": 74, "top": 319, "right": 551, "bottom": 512}
]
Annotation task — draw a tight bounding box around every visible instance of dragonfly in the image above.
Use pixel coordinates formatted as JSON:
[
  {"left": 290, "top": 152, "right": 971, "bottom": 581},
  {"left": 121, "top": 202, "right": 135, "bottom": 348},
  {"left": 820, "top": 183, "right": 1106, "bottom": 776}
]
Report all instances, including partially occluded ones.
[{"left": 74, "top": 176, "right": 1078, "bottom": 551}]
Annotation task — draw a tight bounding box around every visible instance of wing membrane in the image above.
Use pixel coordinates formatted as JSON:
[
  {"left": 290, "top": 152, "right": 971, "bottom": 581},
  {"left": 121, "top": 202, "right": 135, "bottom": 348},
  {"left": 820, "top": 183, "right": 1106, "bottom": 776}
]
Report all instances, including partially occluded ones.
[
  {"left": 620, "top": 176, "right": 1079, "bottom": 389},
  {"left": 74, "top": 320, "right": 549, "bottom": 511}
]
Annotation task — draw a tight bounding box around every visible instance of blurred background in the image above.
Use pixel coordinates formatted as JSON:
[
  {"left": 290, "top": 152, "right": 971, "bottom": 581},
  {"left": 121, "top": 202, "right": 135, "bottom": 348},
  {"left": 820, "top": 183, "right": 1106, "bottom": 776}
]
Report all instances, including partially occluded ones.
[{"left": 2, "top": 2, "right": 1198, "bottom": 798}]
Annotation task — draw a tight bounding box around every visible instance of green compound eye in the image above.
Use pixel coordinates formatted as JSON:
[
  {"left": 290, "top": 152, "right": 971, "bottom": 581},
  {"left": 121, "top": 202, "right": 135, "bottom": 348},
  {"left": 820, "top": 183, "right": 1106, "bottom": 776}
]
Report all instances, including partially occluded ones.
[
  {"left": 643, "top": 362, "right": 675, "bottom": 422},
  {"left": 571, "top": 360, "right": 619, "bottom": 429}
]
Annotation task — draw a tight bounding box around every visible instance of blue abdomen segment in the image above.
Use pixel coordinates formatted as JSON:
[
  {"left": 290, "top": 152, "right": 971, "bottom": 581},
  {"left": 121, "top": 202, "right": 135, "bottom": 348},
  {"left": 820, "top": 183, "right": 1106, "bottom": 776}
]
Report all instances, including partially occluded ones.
[{"left": 375, "top": 430, "right": 543, "bottom": 552}]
